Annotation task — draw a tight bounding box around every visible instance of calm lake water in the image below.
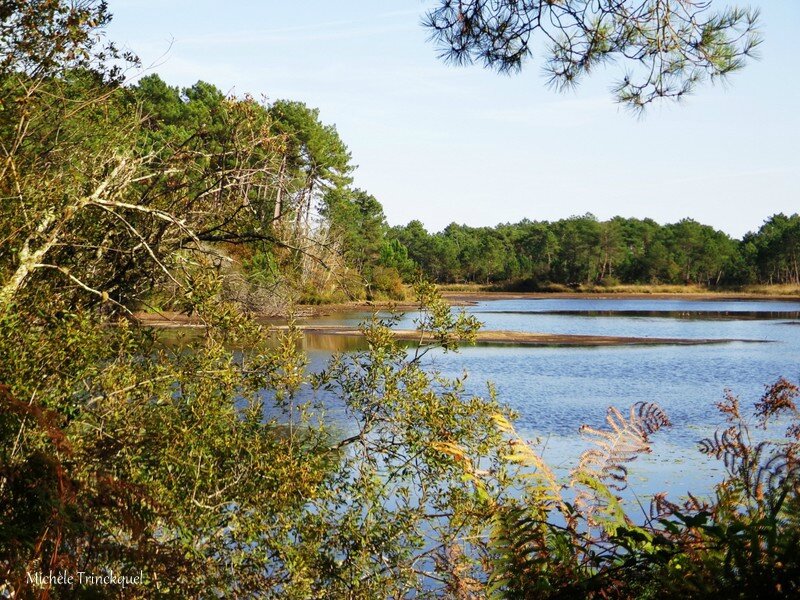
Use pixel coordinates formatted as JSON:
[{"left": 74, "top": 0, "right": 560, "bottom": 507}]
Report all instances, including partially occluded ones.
[{"left": 301, "top": 297, "right": 800, "bottom": 504}]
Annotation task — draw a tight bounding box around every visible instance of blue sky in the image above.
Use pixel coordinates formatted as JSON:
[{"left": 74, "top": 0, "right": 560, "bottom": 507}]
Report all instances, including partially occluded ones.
[{"left": 108, "top": 1, "right": 798, "bottom": 238}]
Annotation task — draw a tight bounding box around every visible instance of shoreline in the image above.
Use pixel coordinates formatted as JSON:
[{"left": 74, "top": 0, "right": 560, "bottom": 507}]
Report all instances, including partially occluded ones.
[
  {"left": 284, "top": 289, "right": 800, "bottom": 318},
  {"left": 133, "top": 289, "right": 800, "bottom": 328},
  {"left": 133, "top": 313, "right": 769, "bottom": 347},
  {"left": 440, "top": 290, "right": 800, "bottom": 302}
]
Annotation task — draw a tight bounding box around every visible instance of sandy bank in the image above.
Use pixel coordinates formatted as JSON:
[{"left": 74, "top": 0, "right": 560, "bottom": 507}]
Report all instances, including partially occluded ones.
[{"left": 274, "top": 325, "right": 765, "bottom": 347}]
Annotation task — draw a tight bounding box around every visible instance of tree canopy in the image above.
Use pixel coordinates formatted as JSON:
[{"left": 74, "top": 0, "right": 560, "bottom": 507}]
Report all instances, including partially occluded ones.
[{"left": 389, "top": 214, "right": 800, "bottom": 287}]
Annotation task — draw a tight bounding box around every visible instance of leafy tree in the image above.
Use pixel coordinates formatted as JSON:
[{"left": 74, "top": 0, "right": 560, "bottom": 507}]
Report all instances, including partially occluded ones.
[
  {"left": 0, "top": 67, "right": 292, "bottom": 312},
  {"left": 614, "top": 217, "right": 663, "bottom": 282},
  {"left": 322, "top": 187, "right": 406, "bottom": 298},
  {"left": 129, "top": 75, "right": 284, "bottom": 241},
  {"left": 662, "top": 219, "right": 739, "bottom": 285},
  {"left": 268, "top": 99, "right": 353, "bottom": 228},
  {"left": 552, "top": 214, "right": 602, "bottom": 284},
  {"left": 516, "top": 220, "right": 560, "bottom": 282},
  {"left": 323, "top": 188, "right": 387, "bottom": 272},
  {"left": 0, "top": 0, "right": 135, "bottom": 80},
  {"left": 746, "top": 213, "right": 800, "bottom": 285},
  {"left": 424, "top": 0, "right": 761, "bottom": 110},
  {"left": 390, "top": 220, "right": 438, "bottom": 278},
  {"left": 596, "top": 219, "right": 626, "bottom": 283},
  {"left": 429, "top": 233, "right": 462, "bottom": 282},
  {"left": 378, "top": 238, "right": 417, "bottom": 282}
]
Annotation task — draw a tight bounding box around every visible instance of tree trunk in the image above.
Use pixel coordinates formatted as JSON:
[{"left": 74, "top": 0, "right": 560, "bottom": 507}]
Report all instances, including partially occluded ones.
[
  {"left": 0, "top": 158, "right": 133, "bottom": 309},
  {"left": 273, "top": 156, "right": 286, "bottom": 223}
]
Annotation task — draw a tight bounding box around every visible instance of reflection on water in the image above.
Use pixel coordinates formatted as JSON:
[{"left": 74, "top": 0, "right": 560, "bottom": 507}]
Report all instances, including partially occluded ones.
[
  {"left": 153, "top": 324, "right": 368, "bottom": 352},
  {"left": 301, "top": 333, "right": 367, "bottom": 352}
]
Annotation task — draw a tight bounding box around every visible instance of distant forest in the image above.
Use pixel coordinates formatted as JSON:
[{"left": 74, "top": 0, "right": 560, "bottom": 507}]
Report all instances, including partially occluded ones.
[
  {"left": 4, "top": 67, "right": 796, "bottom": 319},
  {"left": 387, "top": 214, "right": 800, "bottom": 288}
]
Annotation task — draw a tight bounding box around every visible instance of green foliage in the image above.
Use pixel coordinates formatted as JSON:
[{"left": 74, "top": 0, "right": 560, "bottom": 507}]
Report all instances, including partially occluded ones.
[
  {"left": 267, "top": 99, "right": 354, "bottom": 238},
  {"left": 379, "top": 238, "right": 418, "bottom": 281},
  {"left": 0, "top": 0, "right": 135, "bottom": 81},
  {"left": 389, "top": 214, "right": 797, "bottom": 288},
  {"left": 412, "top": 280, "right": 483, "bottom": 351},
  {"left": 290, "top": 286, "right": 510, "bottom": 596},
  {"left": 0, "top": 301, "right": 339, "bottom": 596},
  {"left": 743, "top": 213, "right": 800, "bottom": 285},
  {"left": 373, "top": 266, "right": 406, "bottom": 300},
  {"left": 269, "top": 99, "right": 353, "bottom": 195},
  {"left": 0, "top": 278, "right": 520, "bottom": 597},
  {"left": 322, "top": 187, "right": 396, "bottom": 297},
  {"left": 243, "top": 248, "right": 281, "bottom": 288}
]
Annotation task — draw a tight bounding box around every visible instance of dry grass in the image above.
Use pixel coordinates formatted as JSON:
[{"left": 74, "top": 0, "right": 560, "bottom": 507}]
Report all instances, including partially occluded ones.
[
  {"left": 436, "top": 282, "right": 800, "bottom": 297},
  {"left": 734, "top": 284, "right": 800, "bottom": 296}
]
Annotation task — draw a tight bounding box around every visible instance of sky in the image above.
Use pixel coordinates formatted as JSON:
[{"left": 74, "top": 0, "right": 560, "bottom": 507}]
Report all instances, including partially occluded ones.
[{"left": 107, "top": 1, "right": 799, "bottom": 238}]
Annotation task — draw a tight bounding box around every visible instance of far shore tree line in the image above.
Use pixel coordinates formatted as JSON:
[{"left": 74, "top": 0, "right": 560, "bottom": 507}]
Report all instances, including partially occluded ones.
[{"left": 387, "top": 213, "right": 800, "bottom": 289}]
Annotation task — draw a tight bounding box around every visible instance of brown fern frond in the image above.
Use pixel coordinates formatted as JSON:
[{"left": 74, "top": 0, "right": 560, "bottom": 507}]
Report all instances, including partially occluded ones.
[
  {"left": 716, "top": 389, "right": 742, "bottom": 423},
  {"left": 575, "top": 403, "right": 668, "bottom": 487},
  {"left": 698, "top": 428, "right": 728, "bottom": 459},
  {"left": 755, "top": 446, "right": 800, "bottom": 504},
  {"left": 572, "top": 402, "right": 670, "bottom": 526},
  {"left": 684, "top": 492, "right": 711, "bottom": 514},
  {"left": 633, "top": 401, "right": 671, "bottom": 438},
  {"left": 434, "top": 543, "right": 483, "bottom": 599},
  {"left": 755, "top": 378, "right": 800, "bottom": 429},
  {"left": 494, "top": 413, "right": 564, "bottom": 510},
  {"left": 649, "top": 492, "right": 679, "bottom": 520},
  {"left": 739, "top": 441, "right": 767, "bottom": 488},
  {"left": 699, "top": 425, "right": 750, "bottom": 472}
]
